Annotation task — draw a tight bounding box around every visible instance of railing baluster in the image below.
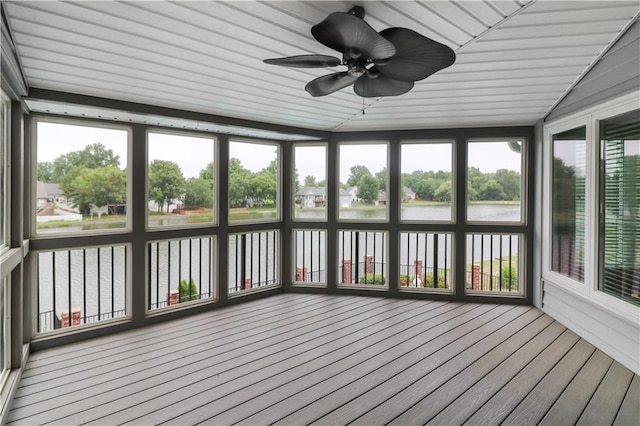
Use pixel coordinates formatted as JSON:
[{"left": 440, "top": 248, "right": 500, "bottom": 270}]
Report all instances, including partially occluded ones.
[
  {"left": 199, "top": 238, "right": 203, "bottom": 297},
  {"left": 489, "top": 234, "right": 494, "bottom": 291},
  {"left": 433, "top": 234, "right": 439, "bottom": 289},
  {"left": 309, "top": 231, "right": 312, "bottom": 282},
  {"left": 111, "top": 246, "right": 115, "bottom": 317},
  {"left": 97, "top": 247, "right": 101, "bottom": 320},
  {"left": 83, "top": 249, "right": 87, "bottom": 324},
  {"left": 381, "top": 232, "right": 384, "bottom": 282},
  {"left": 67, "top": 250, "right": 71, "bottom": 327},
  {"left": 240, "top": 234, "right": 246, "bottom": 290},
  {"left": 167, "top": 241, "right": 171, "bottom": 303},
  {"left": 444, "top": 234, "right": 448, "bottom": 288},
  {"left": 509, "top": 235, "right": 513, "bottom": 291},
  {"left": 480, "top": 235, "right": 484, "bottom": 290},
  {"left": 499, "top": 235, "right": 503, "bottom": 291}
]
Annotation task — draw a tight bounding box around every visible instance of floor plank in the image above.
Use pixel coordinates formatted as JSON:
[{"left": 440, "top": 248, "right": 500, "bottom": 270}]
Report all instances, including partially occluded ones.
[
  {"left": 614, "top": 375, "right": 639, "bottom": 426},
  {"left": 578, "top": 361, "right": 636, "bottom": 425},
  {"left": 7, "top": 294, "right": 639, "bottom": 426},
  {"left": 540, "top": 349, "right": 614, "bottom": 426}
]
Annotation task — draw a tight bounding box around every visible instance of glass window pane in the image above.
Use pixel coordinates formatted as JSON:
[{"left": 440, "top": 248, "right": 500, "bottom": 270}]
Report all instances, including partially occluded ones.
[
  {"left": 401, "top": 142, "right": 453, "bottom": 221},
  {"left": 36, "top": 121, "right": 129, "bottom": 234},
  {"left": 467, "top": 141, "right": 522, "bottom": 222},
  {"left": 148, "top": 132, "right": 215, "bottom": 227},
  {"left": 339, "top": 144, "right": 388, "bottom": 221},
  {"left": 600, "top": 110, "right": 640, "bottom": 306},
  {"left": 294, "top": 145, "right": 326, "bottom": 220},
  {"left": 229, "top": 141, "right": 279, "bottom": 223},
  {"left": 552, "top": 127, "right": 586, "bottom": 282}
]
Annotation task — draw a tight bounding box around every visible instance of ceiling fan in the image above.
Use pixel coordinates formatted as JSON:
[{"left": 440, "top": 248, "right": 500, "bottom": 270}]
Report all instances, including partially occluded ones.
[{"left": 263, "top": 6, "right": 456, "bottom": 98}]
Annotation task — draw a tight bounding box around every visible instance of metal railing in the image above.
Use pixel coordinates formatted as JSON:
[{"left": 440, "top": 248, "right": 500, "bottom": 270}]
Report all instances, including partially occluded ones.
[
  {"left": 148, "top": 237, "right": 214, "bottom": 311},
  {"left": 466, "top": 233, "right": 520, "bottom": 293},
  {"left": 399, "top": 232, "right": 452, "bottom": 289},
  {"left": 228, "top": 230, "right": 279, "bottom": 294},
  {"left": 37, "top": 246, "right": 127, "bottom": 333},
  {"left": 338, "top": 231, "right": 387, "bottom": 285},
  {"left": 294, "top": 230, "right": 326, "bottom": 284}
]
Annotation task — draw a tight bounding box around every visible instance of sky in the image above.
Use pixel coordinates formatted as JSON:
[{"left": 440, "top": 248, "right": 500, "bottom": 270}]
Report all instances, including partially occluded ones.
[{"left": 38, "top": 122, "right": 524, "bottom": 183}]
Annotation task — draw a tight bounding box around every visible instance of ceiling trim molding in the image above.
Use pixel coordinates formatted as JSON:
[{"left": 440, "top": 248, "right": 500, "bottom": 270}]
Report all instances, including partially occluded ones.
[
  {"left": 26, "top": 88, "right": 332, "bottom": 140},
  {"left": 543, "top": 12, "right": 640, "bottom": 122},
  {"left": 1, "top": 4, "right": 28, "bottom": 97}
]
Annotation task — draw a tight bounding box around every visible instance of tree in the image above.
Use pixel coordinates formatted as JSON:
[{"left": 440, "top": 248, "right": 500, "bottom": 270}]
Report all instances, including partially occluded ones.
[
  {"left": 494, "top": 169, "right": 521, "bottom": 201},
  {"left": 37, "top": 161, "right": 55, "bottom": 183},
  {"left": 433, "top": 180, "right": 451, "bottom": 202},
  {"left": 303, "top": 175, "right": 317, "bottom": 186},
  {"left": 63, "top": 166, "right": 126, "bottom": 215},
  {"left": 183, "top": 177, "right": 213, "bottom": 208},
  {"left": 228, "top": 158, "right": 251, "bottom": 208},
  {"left": 357, "top": 174, "right": 379, "bottom": 204},
  {"left": 468, "top": 167, "right": 488, "bottom": 201},
  {"left": 479, "top": 180, "right": 506, "bottom": 201},
  {"left": 375, "top": 168, "right": 387, "bottom": 189},
  {"left": 148, "top": 160, "right": 185, "bottom": 212},
  {"left": 347, "top": 165, "right": 371, "bottom": 187},
  {"left": 52, "top": 142, "right": 120, "bottom": 182},
  {"left": 250, "top": 172, "right": 276, "bottom": 205},
  {"left": 199, "top": 162, "right": 214, "bottom": 182}
]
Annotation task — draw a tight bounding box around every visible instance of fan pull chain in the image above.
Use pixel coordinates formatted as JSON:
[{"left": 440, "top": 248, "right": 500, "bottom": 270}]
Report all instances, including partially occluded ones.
[{"left": 362, "top": 95, "right": 365, "bottom": 114}]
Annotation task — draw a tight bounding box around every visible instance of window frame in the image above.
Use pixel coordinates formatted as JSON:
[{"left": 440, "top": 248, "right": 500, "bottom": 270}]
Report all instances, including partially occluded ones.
[
  {"left": 31, "top": 116, "right": 133, "bottom": 238},
  {"left": 291, "top": 142, "right": 328, "bottom": 223},
  {"left": 146, "top": 128, "right": 218, "bottom": 230},
  {"left": 228, "top": 138, "right": 281, "bottom": 226},
  {"left": 465, "top": 137, "right": 527, "bottom": 226},
  {"left": 399, "top": 139, "right": 456, "bottom": 224},
  {"left": 337, "top": 141, "right": 390, "bottom": 224},
  {"left": 543, "top": 91, "right": 640, "bottom": 320}
]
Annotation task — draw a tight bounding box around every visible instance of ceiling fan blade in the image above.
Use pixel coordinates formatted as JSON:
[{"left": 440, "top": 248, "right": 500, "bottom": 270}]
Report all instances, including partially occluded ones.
[
  {"left": 305, "top": 72, "right": 359, "bottom": 97},
  {"left": 263, "top": 54, "right": 341, "bottom": 68},
  {"left": 376, "top": 28, "right": 456, "bottom": 82},
  {"left": 353, "top": 69, "right": 414, "bottom": 97},
  {"left": 311, "top": 12, "right": 396, "bottom": 60}
]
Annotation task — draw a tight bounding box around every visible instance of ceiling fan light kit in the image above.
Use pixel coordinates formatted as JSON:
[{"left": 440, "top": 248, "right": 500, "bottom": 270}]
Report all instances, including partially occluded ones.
[{"left": 264, "top": 6, "right": 456, "bottom": 97}]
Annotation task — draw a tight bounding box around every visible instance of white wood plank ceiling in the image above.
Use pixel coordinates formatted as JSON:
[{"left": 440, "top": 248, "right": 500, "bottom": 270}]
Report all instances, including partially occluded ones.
[{"left": 4, "top": 1, "right": 639, "bottom": 132}]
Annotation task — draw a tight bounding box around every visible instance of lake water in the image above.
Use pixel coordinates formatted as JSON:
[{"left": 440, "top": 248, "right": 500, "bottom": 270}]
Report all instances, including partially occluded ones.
[{"left": 38, "top": 204, "right": 521, "bottom": 328}]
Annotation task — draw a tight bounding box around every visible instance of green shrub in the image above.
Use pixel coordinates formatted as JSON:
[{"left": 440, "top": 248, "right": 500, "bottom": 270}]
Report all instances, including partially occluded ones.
[
  {"left": 500, "top": 266, "right": 518, "bottom": 291},
  {"left": 399, "top": 274, "right": 413, "bottom": 287},
  {"left": 358, "top": 274, "right": 385, "bottom": 285},
  {"left": 422, "top": 272, "right": 447, "bottom": 288},
  {"left": 179, "top": 279, "right": 200, "bottom": 302}
]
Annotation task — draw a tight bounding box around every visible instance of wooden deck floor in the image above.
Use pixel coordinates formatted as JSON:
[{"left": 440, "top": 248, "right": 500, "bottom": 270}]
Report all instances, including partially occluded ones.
[{"left": 8, "top": 294, "right": 639, "bottom": 425}]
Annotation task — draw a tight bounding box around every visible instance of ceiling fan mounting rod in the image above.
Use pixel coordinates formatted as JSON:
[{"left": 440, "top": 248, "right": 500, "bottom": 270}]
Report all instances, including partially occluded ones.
[{"left": 348, "top": 6, "right": 365, "bottom": 19}]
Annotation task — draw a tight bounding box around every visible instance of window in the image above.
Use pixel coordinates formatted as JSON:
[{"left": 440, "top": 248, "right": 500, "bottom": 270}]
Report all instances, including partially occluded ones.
[
  {"left": 35, "top": 120, "right": 130, "bottom": 235},
  {"left": 147, "top": 132, "right": 216, "bottom": 228},
  {"left": 229, "top": 141, "right": 279, "bottom": 223},
  {"left": 400, "top": 142, "right": 453, "bottom": 222},
  {"left": 599, "top": 110, "right": 639, "bottom": 306},
  {"left": 293, "top": 145, "right": 327, "bottom": 221},
  {"left": 467, "top": 140, "right": 523, "bottom": 222},
  {"left": 339, "top": 143, "right": 388, "bottom": 221},
  {"left": 551, "top": 127, "right": 586, "bottom": 282},
  {"left": 0, "top": 92, "right": 9, "bottom": 251}
]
